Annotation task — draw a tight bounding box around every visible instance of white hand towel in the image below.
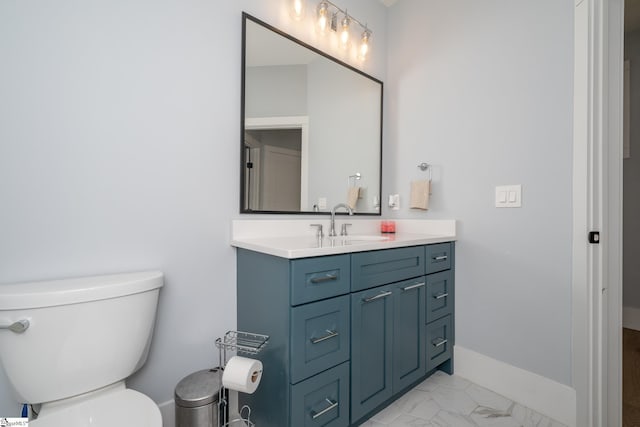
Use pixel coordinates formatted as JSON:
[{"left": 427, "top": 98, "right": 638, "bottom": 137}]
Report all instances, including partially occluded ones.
[
  {"left": 410, "top": 180, "right": 430, "bottom": 210},
  {"left": 347, "top": 186, "right": 360, "bottom": 210}
]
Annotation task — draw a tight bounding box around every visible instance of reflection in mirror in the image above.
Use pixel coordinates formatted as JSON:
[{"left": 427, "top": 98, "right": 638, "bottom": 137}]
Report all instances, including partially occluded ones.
[{"left": 241, "top": 13, "right": 382, "bottom": 214}]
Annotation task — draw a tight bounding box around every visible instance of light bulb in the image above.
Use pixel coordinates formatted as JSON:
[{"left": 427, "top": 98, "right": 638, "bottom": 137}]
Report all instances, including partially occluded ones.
[
  {"left": 317, "top": 2, "right": 329, "bottom": 34},
  {"left": 290, "top": 0, "right": 305, "bottom": 21},
  {"left": 358, "top": 30, "right": 371, "bottom": 60},
  {"left": 340, "top": 15, "right": 350, "bottom": 49}
]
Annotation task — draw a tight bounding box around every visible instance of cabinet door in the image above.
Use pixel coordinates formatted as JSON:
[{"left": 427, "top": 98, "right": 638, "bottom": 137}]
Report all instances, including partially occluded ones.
[
  {"left": 350, "top": 285, "right": 394, "bottom": 423},
  {"left": 392, "top": 277, "right": 426, "bottom": 393}
]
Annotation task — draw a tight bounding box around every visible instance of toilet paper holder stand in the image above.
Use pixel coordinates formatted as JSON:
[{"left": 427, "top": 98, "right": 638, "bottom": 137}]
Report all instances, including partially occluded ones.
[{"left": 215, "top": 330, "right": 269, "bottom": 427}]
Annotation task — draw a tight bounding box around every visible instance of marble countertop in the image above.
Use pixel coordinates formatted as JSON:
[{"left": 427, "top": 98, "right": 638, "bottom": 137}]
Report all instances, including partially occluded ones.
[{"left": 230, "top": 219, "right": 456, "bottom": 259}]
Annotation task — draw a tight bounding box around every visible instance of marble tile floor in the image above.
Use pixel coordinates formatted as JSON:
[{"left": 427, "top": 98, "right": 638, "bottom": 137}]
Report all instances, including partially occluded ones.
[{"left": 360, "top": 371, "right": 567, "bottom": 427}]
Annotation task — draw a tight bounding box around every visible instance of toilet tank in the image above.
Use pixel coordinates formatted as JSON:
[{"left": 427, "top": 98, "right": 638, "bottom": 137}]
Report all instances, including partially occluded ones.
[{"left": 0, "top": 271, "right": 163, "bottom": 404}]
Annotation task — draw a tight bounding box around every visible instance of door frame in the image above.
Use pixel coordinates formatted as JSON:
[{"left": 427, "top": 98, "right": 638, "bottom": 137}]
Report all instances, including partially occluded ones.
[
  {"left": 572, "top": 0, "right": 623, "bottom": 426},
  {"left": 245, "top": 116, "right": 309, "bottom": 210},
  {"left": 604, "top": 0, "right": 624, "bottom": 425}
]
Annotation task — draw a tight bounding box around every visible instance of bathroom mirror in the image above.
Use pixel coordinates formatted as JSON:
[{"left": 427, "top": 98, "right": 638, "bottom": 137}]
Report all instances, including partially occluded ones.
[{"left": 241, "top": 13, "right": 382, "bottom": 214}]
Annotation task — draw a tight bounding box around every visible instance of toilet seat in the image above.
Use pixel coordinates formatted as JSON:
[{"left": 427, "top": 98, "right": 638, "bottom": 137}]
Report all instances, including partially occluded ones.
[{"left": 30, "top": 389, "right": 162, "bottom": 427}]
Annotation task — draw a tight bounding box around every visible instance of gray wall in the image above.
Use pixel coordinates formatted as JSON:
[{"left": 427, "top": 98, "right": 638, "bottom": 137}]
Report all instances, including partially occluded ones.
[
  {"left": 624, "top": 30, "right": 640, "bottom": 309},
  {"left": 0, "top": 0, "right": 387, "bottom": 416},
  {"left": 245, "top": 65, "right": 308, "bottom": 117},
  {"left": 386, "top": 0, "right": 574, "bottom": 385},
  {"left": 307, "top": 58, "right": 381, "bottom": 212}
]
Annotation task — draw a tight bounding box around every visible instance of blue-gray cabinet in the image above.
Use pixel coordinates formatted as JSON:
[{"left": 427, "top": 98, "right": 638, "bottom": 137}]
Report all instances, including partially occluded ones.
[
  {"left": 392, "top": 277, "right": 427, "bottom": 393},
  {"left": 350, "top": 284, "right": 394, "bottom": 421},
  {"left": 236, "top": 241, "right": 454, "bottom": 427}
]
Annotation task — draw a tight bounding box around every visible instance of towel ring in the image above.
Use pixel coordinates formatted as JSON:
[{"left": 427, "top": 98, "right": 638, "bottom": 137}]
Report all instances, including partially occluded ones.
[
  {"left": 348, "top": 173, "right": 361, "bottom": 187},
  {"left": 417, "top": 163, "right": 432, "bottom": 181}
]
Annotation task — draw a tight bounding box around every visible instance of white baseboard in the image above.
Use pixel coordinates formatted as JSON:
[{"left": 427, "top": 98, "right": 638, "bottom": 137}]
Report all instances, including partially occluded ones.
[
  {"left": 623, "top": 306, "right": 640, "bottom": 331},
  {"left": 454, "top": 345, "right": 576, "bottom": 427},
  {"left": 159, "top": 400, "right": 175, "bottom": 427}
]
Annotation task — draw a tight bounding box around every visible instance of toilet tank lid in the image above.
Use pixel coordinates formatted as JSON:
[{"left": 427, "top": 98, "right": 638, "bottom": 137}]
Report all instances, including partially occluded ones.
[{"left": 0, "top": 271, "right": 164, "bottom": 310}]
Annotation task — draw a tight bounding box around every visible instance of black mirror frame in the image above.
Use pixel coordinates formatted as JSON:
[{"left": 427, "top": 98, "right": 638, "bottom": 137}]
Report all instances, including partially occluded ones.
[{"left": 240, "top": 12, "right": 383, "bottom": 215}]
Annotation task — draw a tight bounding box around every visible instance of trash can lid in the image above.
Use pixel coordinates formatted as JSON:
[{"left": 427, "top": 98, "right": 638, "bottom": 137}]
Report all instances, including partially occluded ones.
[{"left": 175, "top": 369, "right": 222, "bottom": 408}]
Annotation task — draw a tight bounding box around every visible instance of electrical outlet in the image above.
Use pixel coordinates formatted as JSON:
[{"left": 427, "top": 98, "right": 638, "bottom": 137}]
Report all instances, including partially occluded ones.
[
  {"left": 388, "top": 194, "right": 400, "bottom": 210},
  {"left": 318, "top": 197, "right": 327, "bottom": 210}
]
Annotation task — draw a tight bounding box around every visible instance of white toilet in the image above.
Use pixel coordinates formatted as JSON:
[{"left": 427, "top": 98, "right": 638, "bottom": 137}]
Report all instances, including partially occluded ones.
[{"left": 0, "top": 271, "right": 164, "bottom": 427}]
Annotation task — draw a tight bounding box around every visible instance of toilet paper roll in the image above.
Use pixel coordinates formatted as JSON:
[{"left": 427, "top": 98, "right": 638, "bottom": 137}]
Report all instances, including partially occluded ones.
[{"left": 222, "top": 356, "right": 263, "bottom": 394}]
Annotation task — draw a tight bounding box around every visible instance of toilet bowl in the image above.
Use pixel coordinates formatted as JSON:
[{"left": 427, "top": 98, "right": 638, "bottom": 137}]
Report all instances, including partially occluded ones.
[
  {"left": 30, "top": 383, "right": 161, "bottom": 427},
  {"left": 0, "top": 271, "right": 164, "bottom": 427}
]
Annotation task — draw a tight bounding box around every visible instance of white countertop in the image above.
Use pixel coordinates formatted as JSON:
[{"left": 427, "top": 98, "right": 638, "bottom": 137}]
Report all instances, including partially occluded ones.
[{"left": 230, "top": 219, "right": 456, "bottom": 259}]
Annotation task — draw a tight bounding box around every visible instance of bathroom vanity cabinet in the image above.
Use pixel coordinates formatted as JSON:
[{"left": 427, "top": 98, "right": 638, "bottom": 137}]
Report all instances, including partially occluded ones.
[{"left": 236, "top": 242, "right": 454, "bottom": 427}]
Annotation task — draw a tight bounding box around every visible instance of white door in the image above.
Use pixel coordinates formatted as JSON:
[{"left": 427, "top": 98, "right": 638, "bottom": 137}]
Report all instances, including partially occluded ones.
[{"left": 260, "top": 145, "right": 301, "bottom": 211}]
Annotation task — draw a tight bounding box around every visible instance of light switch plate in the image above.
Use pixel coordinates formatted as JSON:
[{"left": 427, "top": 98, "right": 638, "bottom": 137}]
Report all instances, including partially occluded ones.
[{"left": 495, "top": 185, "right": 522, "bottom": 208}]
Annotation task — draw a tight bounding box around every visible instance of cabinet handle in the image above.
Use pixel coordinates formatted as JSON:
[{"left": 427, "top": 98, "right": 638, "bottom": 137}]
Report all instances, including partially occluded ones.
[
  {"left": 363, "top": 290, "right": 392, "bottom": 303},
  {"left": 433, "top": 255, "right": 448, "bottom": 261},
  {"left": 402, "top": 282, "right": 425, "bottom": 291},
  {"left": 310, "top": 274, "right": 338, "bottom": 284},
  {"left": 433, "top": 292, "right": 449, "bottom": 300},
  {"left": 310, "top": 329, "right": 339, "bottom": 344},
  {"left": 432, "top": 337, "right": 448, "bottom": 348},
  {"left": 311, "top": 398, "right": 339, "bottom": 419}
]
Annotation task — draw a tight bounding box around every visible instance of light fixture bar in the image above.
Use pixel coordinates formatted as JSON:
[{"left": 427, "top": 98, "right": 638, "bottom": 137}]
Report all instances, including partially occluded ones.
[{"left": 319, "top": 0, "right": 372, "bottom": 36}]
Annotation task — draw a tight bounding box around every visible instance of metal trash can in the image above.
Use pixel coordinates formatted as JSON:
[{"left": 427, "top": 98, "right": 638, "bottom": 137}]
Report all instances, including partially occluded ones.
[{"left": 175, "top": 368, "right": 225, "bottom": 427}]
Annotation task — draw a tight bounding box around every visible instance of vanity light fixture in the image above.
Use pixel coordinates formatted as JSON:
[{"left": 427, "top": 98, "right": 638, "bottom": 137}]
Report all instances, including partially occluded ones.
[
  {"left": 290, "top": 0, "right": 306, "bottom": 20},
  {"left": 292, "top": 0, "right": 372, "bottom": 60},
  {"left": 339, "top": 14, "right": 351, "bottom": 49},
  {"left": 358, "top": 28, "right": 371, "bottom": 60},
  {"left": 316, "top": 1, "right": 330, "bottom": 33}
]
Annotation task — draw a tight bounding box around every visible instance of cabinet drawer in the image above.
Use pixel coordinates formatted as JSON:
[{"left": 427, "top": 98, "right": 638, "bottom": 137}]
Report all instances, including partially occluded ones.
[
  {"left": 351, "top": 246, "right": 425, "bottom": 292},
  {"left": 425, "top": 242, "right": 452, "bottom": 274},
  {"left": 291, "top": 362, "right": 350, "bottom": 427},
  {"left": 291, "top": 295, "right": 350, "bottom": 383},
  {"left": 426, "top": 315, "right": 453, "bottom": 371},
  {"left": 291, "top": 255, "right": 351, "bottom": 306},
  {"left": 426, "top": 270, "right": 454, "bottom": 323}
]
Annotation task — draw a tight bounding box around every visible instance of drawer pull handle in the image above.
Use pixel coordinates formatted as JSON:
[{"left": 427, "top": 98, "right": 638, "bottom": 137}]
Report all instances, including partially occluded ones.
[
  {"left": 363, "top": 290, "right": 392, "bottom": 303},
  {"left": 310, "top": 274, "right": 338, "bottom": 284},
  {"left": 433, "top": 292, "right": 449, "bottom": 300},
  {"left": 402, "top": 282, "right": 425, "bottom": 292},
  {"left": 311, "top": 398, "right": 339, "bottom": 420},
  {"left": 433, "top": 255, "right": 448, "bottom": 261},
  {"left": 310, "top": 329, "right": 339, "bottom": 344},
  {"left": 432, "top": 337, "right": 448, "bottom": 348}
]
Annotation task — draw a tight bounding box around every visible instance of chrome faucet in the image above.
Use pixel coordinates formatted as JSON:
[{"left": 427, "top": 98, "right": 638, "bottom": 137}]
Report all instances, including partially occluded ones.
[{"left": 329, "top": 203, "right": 354, "bottom": 237}]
